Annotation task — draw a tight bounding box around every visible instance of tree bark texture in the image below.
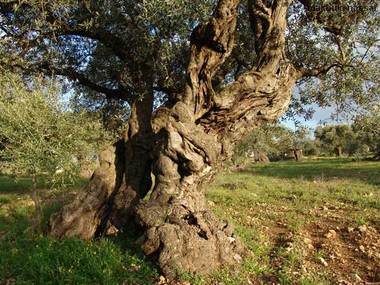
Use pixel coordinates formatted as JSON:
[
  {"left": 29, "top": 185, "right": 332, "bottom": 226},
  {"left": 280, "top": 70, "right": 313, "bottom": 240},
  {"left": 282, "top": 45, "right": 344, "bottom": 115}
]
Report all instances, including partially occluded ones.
[
  {"left": 50, "top": 0, "right": 302, "bottom": 276},
  {"left": 293, "top": 149, "right": 303, "bottom": 161},
  {"left": 49, "top": 92, "right": 154, "bottom": 239}
]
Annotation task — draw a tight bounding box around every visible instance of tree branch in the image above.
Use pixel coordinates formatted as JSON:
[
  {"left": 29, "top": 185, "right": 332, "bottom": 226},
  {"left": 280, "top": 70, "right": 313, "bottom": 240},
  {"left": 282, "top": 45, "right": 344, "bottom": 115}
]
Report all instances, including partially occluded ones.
[
  {"left": 298, "top": 61, "right": 356, "bottom": 78},
  {"left": 184, "top": 0, "right": 240, "bottom": 117},
  {"left": 0, "top": 2, "right": 129, "bottom": 61},
  {"left": 57, "top": 29, "right": 128, "bottom": 61},
  {"left": 33, "top": 63, "right": 130, "bottom": 101},
  {"left": 298, "top": 63, "right": 341, "bottom": 77}
]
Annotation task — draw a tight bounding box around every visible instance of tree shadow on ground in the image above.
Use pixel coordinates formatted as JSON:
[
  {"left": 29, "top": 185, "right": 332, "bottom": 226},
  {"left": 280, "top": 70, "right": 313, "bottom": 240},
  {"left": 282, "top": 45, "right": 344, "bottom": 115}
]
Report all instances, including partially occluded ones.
[{"left": 240, "top": 159, "right": 380, "bottom": 186}]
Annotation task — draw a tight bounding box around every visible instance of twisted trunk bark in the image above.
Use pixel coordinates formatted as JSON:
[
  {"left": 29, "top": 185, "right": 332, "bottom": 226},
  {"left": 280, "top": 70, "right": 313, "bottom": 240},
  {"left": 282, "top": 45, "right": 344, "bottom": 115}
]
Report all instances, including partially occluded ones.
[
  {"left": 50, "top": 0, "right": 301, "bottom": 277},
  {"left": 135, "top": 0, "right": 298, "bottom": 276},
  {"left": 49, "top": 91, "right": 154, "bottom": 239}
]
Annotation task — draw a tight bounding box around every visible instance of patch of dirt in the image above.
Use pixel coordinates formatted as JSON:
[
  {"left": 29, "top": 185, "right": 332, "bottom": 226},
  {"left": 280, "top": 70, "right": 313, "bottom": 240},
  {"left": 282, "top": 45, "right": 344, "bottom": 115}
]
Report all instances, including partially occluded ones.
[
  {"left": 300, "top": 218, "right": 380, "bottom": 284},
  {"left": 241, "top": 200, "right": 380, "bottom": 285}
]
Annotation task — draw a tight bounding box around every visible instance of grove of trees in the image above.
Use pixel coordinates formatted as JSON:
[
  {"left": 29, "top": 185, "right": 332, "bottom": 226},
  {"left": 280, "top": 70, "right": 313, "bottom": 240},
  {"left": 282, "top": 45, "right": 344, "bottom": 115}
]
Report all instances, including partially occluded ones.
[
  {"left": 0, "top": 0, "right": 378, "bottom": 277},
  {"left": 236, "top": 119, "right": 380, "bottom": 164}
]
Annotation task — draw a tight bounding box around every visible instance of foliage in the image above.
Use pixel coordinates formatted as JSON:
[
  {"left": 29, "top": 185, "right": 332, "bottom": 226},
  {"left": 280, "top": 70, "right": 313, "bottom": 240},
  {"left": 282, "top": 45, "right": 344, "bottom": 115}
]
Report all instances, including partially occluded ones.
[
  {"left": 302, "top": 139, "right": 320, "bottom": 156},
  {"left": 315, "top": 125, "right": 356, "bottom": 156},
  {"left": 0, "top": 72, "right": 110, "bottom": 187},
  {"left": 352, "top": 105, "right": 380, "bottom": 158},
  {"left": 0, "top": 0, "right": 378, "bottom": 120},
  {"left": 286, "top": 1, "right": 380, "bottom": 120},
  {"left": 235, "top": 118, "right": 380, "bottom": 162},
  {"left": 0, "top": 0, "right": 215, "bottom": 116},
  {"left": 234, "top": 123, "right": 312, "bottom": 163}
]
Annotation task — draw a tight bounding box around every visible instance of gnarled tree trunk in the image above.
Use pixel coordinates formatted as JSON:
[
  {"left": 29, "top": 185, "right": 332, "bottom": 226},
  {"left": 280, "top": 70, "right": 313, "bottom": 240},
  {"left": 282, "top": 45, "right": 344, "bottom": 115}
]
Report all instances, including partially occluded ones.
[
  {"left": 50, "top": 0, "right": 302, "bottom": 277},
  {"left": 49, "top": 90, "right": 154, "bottom": 239}
]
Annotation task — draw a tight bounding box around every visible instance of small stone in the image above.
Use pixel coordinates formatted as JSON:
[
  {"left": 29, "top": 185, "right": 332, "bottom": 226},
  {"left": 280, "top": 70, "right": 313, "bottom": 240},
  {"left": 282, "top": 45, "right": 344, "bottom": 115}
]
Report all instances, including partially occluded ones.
[
  {"left": 286, "top": 242, "right": 293, "bottom": 251},
  {"left": 322, "top": 206, "right": 329, "bottom": 211},
  {"left": 325, "top": 230, "right": 337, "bottom": 239},
  {"left": 358, "top": 225, "right": 367, "bottom": 233},
  {"left": 354, "top": 274, "right": 362, "bottom": 282},
  {"left": 304, "top": 237, "right": 312, "bottom": 245},
  {"left": 227, "top": 237, "right": 236, "bottom": 243},
  {"left": 106, "top": 225, "right": 119, "bottom": 236},
  {"left": 359, "top": 245, "right": 365, "bottom": 252},
  {"left": 319, "top": 257, "right": 328, "bottom": 266},
  {"left": 233, "top": 254, "right": 243, "bottom": 263},
  {"left": 347, "top": 227, "right": 354, "bottom": 233}
]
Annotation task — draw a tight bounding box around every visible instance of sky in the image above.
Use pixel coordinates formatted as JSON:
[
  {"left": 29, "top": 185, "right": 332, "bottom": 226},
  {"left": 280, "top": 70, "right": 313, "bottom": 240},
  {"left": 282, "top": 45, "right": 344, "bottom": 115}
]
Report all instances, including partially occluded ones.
[{"left": 281, "top": 105, "right": 337, "bottom": 131}]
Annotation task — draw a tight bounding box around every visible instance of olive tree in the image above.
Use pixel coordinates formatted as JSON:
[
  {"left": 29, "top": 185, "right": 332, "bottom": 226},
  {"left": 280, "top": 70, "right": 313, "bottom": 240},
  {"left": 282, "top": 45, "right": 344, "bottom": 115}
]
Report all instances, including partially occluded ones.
[
  {"left": 315, "top": 124, "right": 356, "bottom": 156},
  {"left": 0, "top": 72, "right": 110, "bottom": 232},
  {"left": 1, "top": 0, "right": 378, "bottom": 276},
  {"left": 352, "top": 106, "right": 380, "bottom": 159}
]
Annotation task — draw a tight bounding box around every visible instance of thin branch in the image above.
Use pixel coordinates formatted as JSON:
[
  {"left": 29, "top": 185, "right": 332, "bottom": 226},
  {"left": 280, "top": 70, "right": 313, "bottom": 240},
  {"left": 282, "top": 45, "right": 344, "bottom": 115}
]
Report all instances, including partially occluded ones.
[
  {"left": 57, "top": 29, "right": 128, "bottom": 61},
  {"left": 17, "top": 62, "right": 131, "bottom": 101},
  {"left": 0, "top": 2, "right": 129, "bottom": 61},
  {"left": 298, "top": 63, "right": 342, "bottom": 77}
]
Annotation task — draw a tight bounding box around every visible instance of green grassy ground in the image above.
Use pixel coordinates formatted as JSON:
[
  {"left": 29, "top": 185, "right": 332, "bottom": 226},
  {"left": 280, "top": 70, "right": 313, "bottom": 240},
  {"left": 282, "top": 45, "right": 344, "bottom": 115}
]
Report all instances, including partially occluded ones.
[
  {"left": 207, "top": 159, "right": 380, "bottom": 284},
  {"left": 0, "top": 159, "right": 379, "bottom": 284}
]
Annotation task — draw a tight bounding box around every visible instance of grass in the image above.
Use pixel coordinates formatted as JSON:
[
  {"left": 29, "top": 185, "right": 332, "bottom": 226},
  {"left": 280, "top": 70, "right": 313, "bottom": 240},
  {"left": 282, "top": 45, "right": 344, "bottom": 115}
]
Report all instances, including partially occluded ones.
[
  {"left": 0, "top": 175, "right": 158, "bottom": 285},
  {"left": 204, "top": 158, "right": 380, "bottom": 284},
  {"left": 0, "top": 199, "right": 158, "bottom": 285},
  {"left": 0, "top": 158, "right": 379, "bottom": 284},
  {"left": 0, "top": 175, "right": 34, "bottom": 194}
]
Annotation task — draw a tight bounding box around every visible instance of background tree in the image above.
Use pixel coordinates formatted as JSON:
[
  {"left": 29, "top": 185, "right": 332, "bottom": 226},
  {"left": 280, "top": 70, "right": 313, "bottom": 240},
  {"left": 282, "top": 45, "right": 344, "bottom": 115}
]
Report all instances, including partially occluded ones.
[
  {"left": 315, "top": 125, "right": 356, "bottom": 157},
  {"left": 233, "top": 123, "right": 288, "bottom": 164},
  {"left": 0, "top": 0, "right": 379, "bottom": 276},
  {"left": 235, "top": 123, "right": 311, "bottom": 162},
  {"left": 0, "top": 71, "right": 110, "bottom": 233},
  {"left": 352, "top": 106, "right": 380, "bottom": 159}
]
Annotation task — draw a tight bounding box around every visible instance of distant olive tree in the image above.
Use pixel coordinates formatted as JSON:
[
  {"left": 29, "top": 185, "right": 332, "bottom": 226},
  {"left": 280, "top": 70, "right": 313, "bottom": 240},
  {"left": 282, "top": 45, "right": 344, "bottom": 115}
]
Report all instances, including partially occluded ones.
[
  {"left": 234, "top": 123, "right": 312, "bottom": 163},
  {"left": 0, "top": 72, "right": 111, "bottom": 233},
  {"left": 352, "top": 106, "right": 380, "bottom": 159},
  {"left": 315, "top": 125, "right": 356, "bottom": 157}
]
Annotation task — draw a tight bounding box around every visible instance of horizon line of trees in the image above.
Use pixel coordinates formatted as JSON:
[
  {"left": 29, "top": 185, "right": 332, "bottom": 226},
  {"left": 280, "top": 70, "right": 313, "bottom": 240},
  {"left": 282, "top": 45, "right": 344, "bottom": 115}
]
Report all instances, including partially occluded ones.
[{"left": 234, "top": 114, "right": 380, "bottom": 164}]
